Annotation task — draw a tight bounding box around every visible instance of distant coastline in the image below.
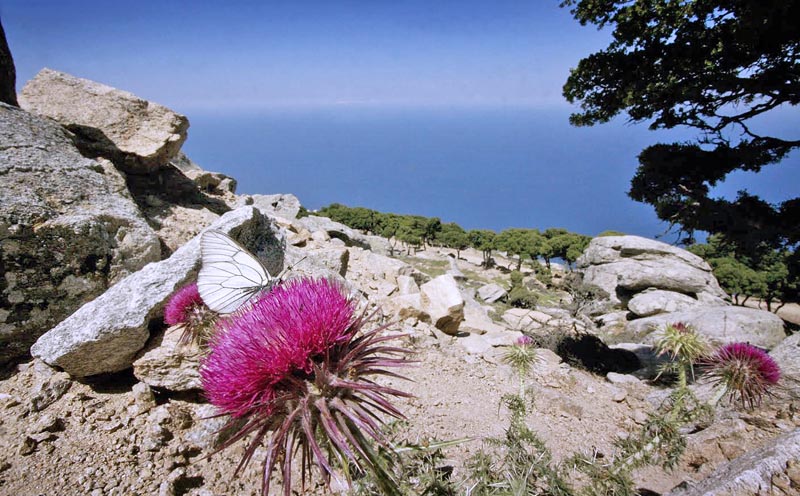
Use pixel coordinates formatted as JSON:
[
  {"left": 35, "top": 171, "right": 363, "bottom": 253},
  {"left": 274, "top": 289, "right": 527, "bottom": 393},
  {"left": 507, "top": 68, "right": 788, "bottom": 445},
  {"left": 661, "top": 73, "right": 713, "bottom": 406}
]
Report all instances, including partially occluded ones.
[{"left": 181, "top": 104, "right": 799, "bottom": 239}]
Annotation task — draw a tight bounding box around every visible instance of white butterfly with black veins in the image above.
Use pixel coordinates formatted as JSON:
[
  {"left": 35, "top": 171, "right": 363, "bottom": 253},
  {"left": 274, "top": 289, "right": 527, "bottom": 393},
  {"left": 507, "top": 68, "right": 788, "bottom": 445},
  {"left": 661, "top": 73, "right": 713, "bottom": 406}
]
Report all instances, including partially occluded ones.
[{"left": 197, "top": 230, "right": 283, "bottom": 314}]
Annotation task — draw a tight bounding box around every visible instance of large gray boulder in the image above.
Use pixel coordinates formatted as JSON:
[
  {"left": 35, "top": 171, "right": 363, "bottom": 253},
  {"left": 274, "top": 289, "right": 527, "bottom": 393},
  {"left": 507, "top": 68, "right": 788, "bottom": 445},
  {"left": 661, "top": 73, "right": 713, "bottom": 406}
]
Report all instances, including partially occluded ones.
[
  {"left": 477, "top": 283, "right": 507, "bottom": 303},
  {"left": 627, "top": 289, "right": 703, "bottom": 317},
  {"left": 30, "top": 207, "right": 280, "bottom": 376},
  {"left": 576, "top": 235, "right": 727, "bottom": 306},
  {"left": 170, "top": 151, "right": 236, "bottom": 195},
  {"left": 19, "top": 68, "right": 188, "bottom": 172},
  {"left": 626, "top": 306, "right": 785, "bottom": 349},
  {"left": 239, "top": 193, "right": 302, "bottom": 220},
  {"left": 769, "top": 332, "right": 800, "bottom": 380},
  {"left": 666, "top": 429, "right": 800, "bottom": 496},
  {"left": 133, "top": 327, "right": 203, "bottom": 392},
  {"left": 0, "top": 103, "right": 160, "bottom": 366}
]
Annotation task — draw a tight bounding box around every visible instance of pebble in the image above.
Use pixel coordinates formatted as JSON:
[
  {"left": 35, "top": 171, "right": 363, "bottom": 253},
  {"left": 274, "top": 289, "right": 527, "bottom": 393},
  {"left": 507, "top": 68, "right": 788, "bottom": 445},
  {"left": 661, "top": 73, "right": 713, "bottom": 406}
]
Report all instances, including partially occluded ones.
[
  {"left": 606, "top": 372, "right": 641, "bottom": 384},
  {"left": 33, "top": 413, "right": 64, "bottom": 433},
  {"left": 18, "top": 437, "right": 37, "bottom": 456}
]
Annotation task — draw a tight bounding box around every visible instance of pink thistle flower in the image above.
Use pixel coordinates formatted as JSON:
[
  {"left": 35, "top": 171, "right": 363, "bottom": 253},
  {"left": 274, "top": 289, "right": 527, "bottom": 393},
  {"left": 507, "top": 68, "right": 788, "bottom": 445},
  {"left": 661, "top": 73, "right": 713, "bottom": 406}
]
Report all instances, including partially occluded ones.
[
  {"left": 516, "top": 335, "right": 534, "bottom": 347},
  {"left": 165, "top": 283, "right": 204, "bottom": 326},
  {"left": 703, "top": 342, "right": 781, "bottom": 408},
  {"left": 164, "top": 283, "right": 215, "bottom": 345},
  {"left": 201, "top": 277, "right": 411, "bottom": 496}
]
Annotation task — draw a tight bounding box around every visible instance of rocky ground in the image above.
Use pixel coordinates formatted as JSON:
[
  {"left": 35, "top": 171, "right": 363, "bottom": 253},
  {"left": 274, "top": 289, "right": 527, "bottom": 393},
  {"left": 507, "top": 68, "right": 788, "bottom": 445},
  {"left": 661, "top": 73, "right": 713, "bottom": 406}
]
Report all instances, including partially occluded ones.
[{"left": 1, "top": 246, "right": 799, "bottom": 496}]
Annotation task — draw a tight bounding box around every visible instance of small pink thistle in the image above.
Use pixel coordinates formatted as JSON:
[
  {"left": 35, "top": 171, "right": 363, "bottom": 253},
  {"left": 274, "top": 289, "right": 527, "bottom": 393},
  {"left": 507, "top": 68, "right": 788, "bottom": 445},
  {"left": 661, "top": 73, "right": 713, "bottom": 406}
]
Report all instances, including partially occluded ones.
[
  {"left": 703, "top": 342, "right": 781, "bottom": 409},
  {"left": 164, "top": 283, "right": 215, "bottom": 345},
  {"left": 516, "top": 335, "right": 534, "bottom": 347},
  {"left": 201, "top": 277, "right": 411, "bottom": 495}
]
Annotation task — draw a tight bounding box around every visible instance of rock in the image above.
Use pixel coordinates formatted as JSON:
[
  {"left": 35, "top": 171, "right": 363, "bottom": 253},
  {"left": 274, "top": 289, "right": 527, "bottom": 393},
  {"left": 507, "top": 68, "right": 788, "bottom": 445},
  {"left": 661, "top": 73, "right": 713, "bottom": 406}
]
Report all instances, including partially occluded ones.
[
  {"left": 30, "top": 371, "right": 72, "bottom": 412},
  {"left": 0, "top": 19, "right": 17, "bottom": 106},
  {"left": 31, "top": 207, "right": 278, "bottom": 376},
  {"left": 608, "top": 385, "right": 627, "bottom": 402},
  {"left": 397, "top": 275, "right": 420, "bottom": 295},
  {"left": 606, "top": 372, "right": 642, "bottom": 384},
  {"left": 131, "top": 382, "right": 157, "bottom": 413},
  {"left": 458, "top": 334, "right": 493, "bottom": 355},
  {"left": 32, "top": 414, "right": 64, "bottom": 433},
  {"left": 379, "top": 293, "right": 427, "bottom": 322},
  {"left": 133, "top": 327, "right": 203, "bottom": 391},
  {"left": 576, "top": 235, "right": 727, "bottom": 306},
  {"left": 769, "top": 332, "right": 800, "bottom": 380},
  {"left": 626, "top": 306, "right": 785, "bottom": 349},
  {"left": 666, "top": 429, "right": 800, "bottom": 496},
  {"left": 170, "top": 151, "right": 237, "bottom": 195},
  {"left": 501, "top": 308, "right": 552, "bottom": 330},
  {"left": 477, "top": 283, "right": 507, "bottom": 303},
  {"left": 310, "top": 230, "right": 330, "bottom": 244},
  {"left": 361, "top": 234, "right": 394, "bottom": 256},
  {"left": 482, "top": 329, "right": 524, "bottom": 347},
  {"left": 0, "top": 103, "right": 161, "bottom": 366},
  {"left": 447, "top": 258, "right": 467, "bottom": 281},
  {"left": 19, "top": 68, "right": 188, "bottom": 171},
  {"left": 419, "top": 274, "right": 465, "bottom": 335},
  {"left": 627, "top": 289, "right": 701, "bottom": 317},
  {"left": 288, "top": 246, "right": 349, "bottom": 278},
  {"left": 295, "top": 215, "right": 374, "bottom": 249},
  {"left": 242, "top": 193, "right": 301, "bottom": 220},
  {"left": 183, "top": 404, "right": 230, "bottom": 452}
]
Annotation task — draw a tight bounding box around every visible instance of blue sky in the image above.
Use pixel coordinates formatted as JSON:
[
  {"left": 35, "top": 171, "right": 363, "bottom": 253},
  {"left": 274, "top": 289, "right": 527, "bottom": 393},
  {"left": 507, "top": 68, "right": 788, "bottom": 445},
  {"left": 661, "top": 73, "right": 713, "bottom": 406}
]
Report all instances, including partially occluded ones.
[{"left": 3, "top": 0, "right": 609, "bottom": 110}]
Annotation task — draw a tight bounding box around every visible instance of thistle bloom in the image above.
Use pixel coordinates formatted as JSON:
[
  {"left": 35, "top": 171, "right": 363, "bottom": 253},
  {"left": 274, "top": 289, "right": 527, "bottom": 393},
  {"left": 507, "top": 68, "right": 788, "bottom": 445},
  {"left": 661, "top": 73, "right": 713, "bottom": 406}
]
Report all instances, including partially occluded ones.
[
  {"left": 201, "top": 277, "right": 411, "bottom": 496},
  {"left": 164, "top": 282, "right": 215, "bottom": 345},
  {"left": 703, "top": 342, "right": 781, "bottom": 408},
  {"left": 503, "top": 334, "right": 538, "bottom": 380},
  {"left": 516, "top": 335, "right": 534, "bottom": 347}
]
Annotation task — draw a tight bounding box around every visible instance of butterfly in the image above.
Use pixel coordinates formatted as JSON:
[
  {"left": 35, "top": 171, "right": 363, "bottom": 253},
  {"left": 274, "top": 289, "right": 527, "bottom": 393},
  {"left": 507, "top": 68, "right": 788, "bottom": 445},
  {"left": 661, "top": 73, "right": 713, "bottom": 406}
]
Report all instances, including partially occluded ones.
[{"left": 197, "top": 230, "right": 283, "bottom": 314}]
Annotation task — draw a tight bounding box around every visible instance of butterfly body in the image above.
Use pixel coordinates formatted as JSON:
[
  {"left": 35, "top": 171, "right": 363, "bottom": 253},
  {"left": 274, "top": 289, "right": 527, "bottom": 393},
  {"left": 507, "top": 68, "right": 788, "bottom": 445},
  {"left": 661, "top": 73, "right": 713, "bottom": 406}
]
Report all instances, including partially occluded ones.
[{"left": 198, "top": 230, "right": 277, "bottom": 314}]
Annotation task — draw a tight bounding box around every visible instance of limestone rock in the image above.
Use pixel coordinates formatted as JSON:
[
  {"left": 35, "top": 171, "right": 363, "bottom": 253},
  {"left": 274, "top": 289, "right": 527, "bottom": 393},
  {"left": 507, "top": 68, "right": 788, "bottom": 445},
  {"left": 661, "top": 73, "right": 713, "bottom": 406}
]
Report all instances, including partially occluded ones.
[
  {"left": 419, "top": 274, "right": 465, "bottom": 335},
  {"left": 447, "top": 258, "right": 467, "bottom": 281},
  {"left": 477, "top": 283, "right": 507, "bottom": 303},
  {"left": 20, "top": 68, "right": 188, "bottom": 171},
  {"left": 295, "top": 214, "right": 392, "bottom": 253},
  {"left": 481, "top": 329, "right": 524, "bottom": 347},
  {"left": 286, "top": 246, "right": 349, "bottom": 279},
  {"left": 576, "top": 235, "right": 727, "bottom": 306},
  {"left": 379, "top": 293, "right": 427, "bottom": 322},
  {"left": 397, "top": 275, "right": 420, "bottom": 295},
  {"left": 169, "top": 151, "right": 237, "bottom": 195},
  {"left": 30, "top": 207, "right": 278, "bottom": 376},
  {"left": 0, "top": 103, "right": 160, "bottom": 366},
  {"left": 461, "top": 296, "right": 506, "bottom": 335},
  {"left": 501, "top": 308, "right": 552, "bottom": 331},
  {"left": 133, "top": 327, "right": 202, "bottom": 391},
  {"left": 627, "top": 306, "right": 785, "bottom": 349},
  {"left": 458, "top": 334, "right": 493, "bottom": 355},
  {"left": 627, "top": 289, "right": 700, "bottom": 317},
  {"left": 241, "top": 193, "right": 302, "bottom": 220},
  {"left": 666, "top": 429, "right": 800, "bottom": 496},
  {"left": 770, "top": 332, "right": 800, "bottom": 380}
]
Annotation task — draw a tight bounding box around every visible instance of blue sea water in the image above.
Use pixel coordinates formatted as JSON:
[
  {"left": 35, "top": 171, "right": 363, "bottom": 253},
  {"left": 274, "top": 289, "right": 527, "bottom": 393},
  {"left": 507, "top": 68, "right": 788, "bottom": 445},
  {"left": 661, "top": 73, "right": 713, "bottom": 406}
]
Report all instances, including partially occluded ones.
[{"left": 181, "top": 105, "right": 799, "bottom": 239}]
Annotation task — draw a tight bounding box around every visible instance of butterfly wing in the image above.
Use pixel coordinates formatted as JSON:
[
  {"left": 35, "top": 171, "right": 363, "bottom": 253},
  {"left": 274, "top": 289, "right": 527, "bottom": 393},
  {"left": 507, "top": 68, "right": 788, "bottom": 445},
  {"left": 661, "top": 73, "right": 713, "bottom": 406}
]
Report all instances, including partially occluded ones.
[{"left": 198, "top": 230, "right": 272, "bottom": 314}]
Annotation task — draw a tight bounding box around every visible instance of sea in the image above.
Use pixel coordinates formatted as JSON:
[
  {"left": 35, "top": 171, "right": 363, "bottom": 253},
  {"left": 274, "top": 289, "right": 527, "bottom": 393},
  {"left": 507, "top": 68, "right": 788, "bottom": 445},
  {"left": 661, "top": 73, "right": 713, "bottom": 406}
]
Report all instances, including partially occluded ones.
[{"left": 181, "top": 104, "right": 799, "bottom": 241}]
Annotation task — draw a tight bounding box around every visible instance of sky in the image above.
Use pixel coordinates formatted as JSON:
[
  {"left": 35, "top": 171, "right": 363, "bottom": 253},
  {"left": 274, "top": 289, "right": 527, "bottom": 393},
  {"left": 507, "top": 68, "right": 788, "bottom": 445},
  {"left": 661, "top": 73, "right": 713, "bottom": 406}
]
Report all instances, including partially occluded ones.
[
  {"left": 3, "top": 0, "right": 609, "bottom": 110},
  {"left": 2, "top": 1, "right": 797, "bottom": 238}
]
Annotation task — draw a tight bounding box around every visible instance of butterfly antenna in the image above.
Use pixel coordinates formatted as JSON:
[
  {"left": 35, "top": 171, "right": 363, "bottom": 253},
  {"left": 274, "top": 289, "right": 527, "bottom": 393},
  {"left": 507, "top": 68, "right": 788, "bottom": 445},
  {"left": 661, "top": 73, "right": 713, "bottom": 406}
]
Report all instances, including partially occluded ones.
[{"left": 277, "top": 256, "right": 308, "bottom": 282}]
